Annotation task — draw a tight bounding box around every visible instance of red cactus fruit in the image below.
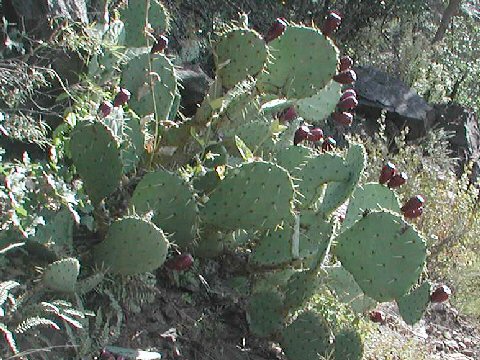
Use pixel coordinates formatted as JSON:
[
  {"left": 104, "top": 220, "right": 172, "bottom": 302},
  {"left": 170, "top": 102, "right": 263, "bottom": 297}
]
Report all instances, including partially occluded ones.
[
  {"left": 403, "top": 206, "right": 423, "bottom": 219},
  {"left": 333, "top": 111, "right": 353, "bottom": 126},
  {"left": 387, "top": 172, "right": 408, "bottom": 188},
  {"left": 322, "top": 11, "right": 342, "bottom": 37},
  {"left": 401, "top": 195, "right": 425, "bottom": 213},
  {"left": 279, "top": 106, "right": 297, "bottom": 122},
  {"left": 339, "top": 56, "right": 354, "bottom": 71},
  {"left": 165, "top": 254, "right": 194, "bottom": 271},
  {"left": 294, "top": 125, "right": 311, "bottom": 145},
  {"left": 151, "top": 34, "right": 169, "bottom": 54},
  {"left": 333, "top": 69, "right": 357, "bottom": 84},
  {"left": 265, "top": 18, "right": 288, "bottom": 43},
  {"left": 307, "top": 127, "right": 324, "bottom": 142},
  {"left": 369, "top": 310, "right": 386, "bottom": 323},
  {"left": 98, "top": 101, "right": 113, "bottom": 118},
  {"left": 113, "top": 88, "right": 131, "bottom": 107},
  {"left": 339, "top": 89, "right": 357, "bottom": 101},
  {"left": 322, "top": 136, "right": 336, "bottom": 152},
  {"left": 379, "top": 162, "right": 396, "bottom": 184},
  {"left": 430, "top": 285, "right": 452, "bottom": 303},
  {"left": 337, "top": 96, "right": 358, "bottom": 111}
]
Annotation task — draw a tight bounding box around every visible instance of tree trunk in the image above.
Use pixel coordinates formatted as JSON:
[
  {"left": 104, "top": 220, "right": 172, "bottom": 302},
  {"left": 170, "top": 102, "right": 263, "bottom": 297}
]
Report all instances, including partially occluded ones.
[{"left": 432, "top": 0, "right": 462, "bottom": 44}]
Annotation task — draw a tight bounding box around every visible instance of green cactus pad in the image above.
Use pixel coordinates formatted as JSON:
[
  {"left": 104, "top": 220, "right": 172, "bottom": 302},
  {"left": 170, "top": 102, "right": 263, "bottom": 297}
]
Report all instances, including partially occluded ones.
[
  {"left": 246, "top": 290, "right": 285, "bottom": 338},
  {"left": 121, "top": 53, "right": 177, "bottom": 119},
  {"left": 274, "top": 118, "right": 302, "bottom": 150},
  {"left": 258, "top": 25, "right": 339, "bottom": 99},
  {"left": 94, "top": 217, "right": 169, "bottom": 275},
  {"left": 202, "top": 144, "right": 229, "bottom": 168},
  {"left": 292, "top": 153, "right": 350, "bottom": 208},
  {"left": 43, "top": 258, "right": 80, "bottom": 293},
  {"left": 397, "top": 281, "right": 432, "bottom": 325},
  {"left": 299, "top": 210, "right": 334, "bottom": 262},
  {"left": 334, "top": 329, "right": 364, "bottom": 360},
  {"left": 192, "top": 170, "right": 221, "bottom": 195},
  {"left": 318, "top": 143, "right": 366, "bottom": 215},
  {"left": 121, "top": 0, "right": 169, "bottom": 48},
  {"left": 193, "top": 230, "right": 224, "bottom": 258},
  {"left": 253, "top": 269, "right": 297, "bottom": 293},
  {"left": 296, "top": 80, "right": 342, "bottom": 123},
  {"left": 325, "top": 266, "right": 377, "bottom": 314},
  {"left": 334, "top": 211, "right": 427, "bottom": 302},
  {"left": 225, "top": 120, "right": 275, "bottom": 156},
  {"left": 218, "top": 81, "right": 260, "bottom": 127},
  {"left": 129, "top": 170, "right": 198, "bottom": 249},
  {"left": 281, "top": 311, "right": 333, "bottom": 360},
  {"left": 250, "top": 220, "right": 296, "bottom": 267},
  {"left": 70, "top": 121, "right": 122, "bottom": 205},
  {"left": 275, "top": 145, "right": 313, "bottom": 173},
  {"left": 215, "top": 28, "right": 268, "bottom": 89},
  {"left": 342, "top": 183, "right": 401, "bottom": 230},
  {"left": 34, "top": 208, "right": 74, "bottom": 255},
  {"left": 283, "top": 270, "right": 321, "bottom": 311},
  {"left": 201, "top": 161, "right": 295, "bottom": 231},
  {"left": 75, "top": 273, "right": 105, "bottom": 295},
  {"left": 120, "top": 115, "right": 145, "bottom": 174}
]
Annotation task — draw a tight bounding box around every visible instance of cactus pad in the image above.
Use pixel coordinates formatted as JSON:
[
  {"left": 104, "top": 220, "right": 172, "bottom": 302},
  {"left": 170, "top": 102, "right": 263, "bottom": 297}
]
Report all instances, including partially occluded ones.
[
  {"left": 246, "top": 290, "right": 285, "bottom": 337},
  {"left": 275, "top": 145, "right": 313, "bottom": 173},
  {"left": 215, "top": 28, "right": 268, "bottom": 89},
  {"left": 292, "top": 153, "right": 350, "bottom": 208},
  {"left": 296, "top": 81, "right": 342, "bottom": 123},
  {"left": 34, "top": 208, "right": 74, "bottom": 255},
  {"left": 43, "top": 258, "right": 80, "bottom": 293},
  {"left": 70, "top": 121, "right": 122, "bottom": 205},
  {"left": 397, "top": 281, "right": 432, "bottom": 325},
  {"left": 281, "top": 311, "right": 332, "bottom": 360},
  {"left": 226, "top": 120, "right": 275, "bottom": 156},
  {"left": 121, "top": 53, "right": 177, "bottom": 119},
  {"left": 129, "top": 170, "right": 198, "bottom": 249},
  {"left": 299, "top": 210, "right": 334, "bottom": 262},
  {"left": 121, "top": 0, "right": 169, "bottom": 48},
  {"left": 250, "top": 221, "right": 296, "bottom": 267},
  {"left": 342, "top": 183, "right": 400, "bottom": 230},
  {"left": 120, "top": 115, "right": 145, "bottom": 174},
  {"left": 325, "top": 266, "right": 377, "bottom": 314},
  {"left": 334, "top": 329, "right": 364, "bottom": 360},
  {"left": 258, "top": 25, "right": 339, "bottom": 98},
  {"left": 202, "top": 143, "right": 228, "bottom": 168},
  {"left": 201, "top": 161, "right": 295, "bottom": 231},
  {"left": 334, "top": 211, "right": 427, "bottom": 302},
  {"left": 283, "top": 270, "right": 321, "bottom": 310},
  {"left": 318, "top": 143, "right": 366, "bottom": 215},
  {"left": 94, "top": 217, "right": 169, "bottom": 275}
]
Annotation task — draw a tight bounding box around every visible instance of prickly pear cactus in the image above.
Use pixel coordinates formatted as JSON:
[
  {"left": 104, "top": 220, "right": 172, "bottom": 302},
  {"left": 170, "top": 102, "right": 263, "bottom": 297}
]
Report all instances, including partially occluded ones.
[
  {"left": 246, "top": 290, "right": 285, "bottom": 338},
  {"left": 334, "top": 328, "right": 364, "bottom": 360},
  {"left": 70, "top": 121, "right": 123, "bottom": 205},
  {"left": 94, "top": 217, "right": 169, "bottom": 275},
  {"left": 342, "top": 182, "right": 401, "bottom": 230},
  {"left": 334, "top": 211, "right": 427, "bottom": 302},
  {"left": 296, "top": 80, "right": 342, "bottom": 123},
  {"left": 250, "top": 220, "right": 296, "bottom": 267},
  {"left": 43, "top": 258, "right": 80, "bottom": 293},
  {"left": 121, "top": 52, "right": 178, "bottom": 119},
  {"left": 325, "top": 265, "right": 377, "bottom": 314},
  {"left": 283, "top": 270, "right": 322, "bottom": 311},
  {"left": 129, "top": 170, "right": 198, "bottom": 249},
  {"left": 299, "top": 210, "right": 333, "bottom": 262},
  {"left": 397, "top": 281, "right": 432, "bottom": 325},
  {"left": 201, "top": 161, "right": 295, "bottom": 231},
  {"left": 121, "top": 0, "right": 169, "bottom": 48},
  {"left": 215, "top": 28, "right": 268, "bottom": 89},
  {"left": 318, "top": 143, "right": 366, "bottom": 215},
  {"left": 280, "top": 311, "right": 332, "bottom": 360},
  {"left": 258, "top": 25, "right": 339, "bottom": 98}
]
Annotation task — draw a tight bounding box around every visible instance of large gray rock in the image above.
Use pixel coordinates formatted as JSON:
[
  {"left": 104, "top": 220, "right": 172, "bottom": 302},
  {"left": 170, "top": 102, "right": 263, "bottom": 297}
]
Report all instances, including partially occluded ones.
[
  {"left": 176, "top": 65, "right": 213, "bottom": 117},
  {"left": 12, "top": 0, "right": 88, "bottom": 22},
  {"left": 353, "top": 66, "right": 433, "bottom": 139}
]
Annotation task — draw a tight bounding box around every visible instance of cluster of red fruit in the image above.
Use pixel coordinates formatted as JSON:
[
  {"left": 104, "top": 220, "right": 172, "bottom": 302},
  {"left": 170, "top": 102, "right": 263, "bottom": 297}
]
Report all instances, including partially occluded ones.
[
  {"left": 369, "top": 285, "right": 452, "bottom": 324},
  {"left": 293, "top": 124, "right": 336, "bottom": 152},
  {"left": 379, "top": 162, "right": 425, "bottom": 219},
  {"left": 98, "top": 88, "right": 131, "bottom": 118}
]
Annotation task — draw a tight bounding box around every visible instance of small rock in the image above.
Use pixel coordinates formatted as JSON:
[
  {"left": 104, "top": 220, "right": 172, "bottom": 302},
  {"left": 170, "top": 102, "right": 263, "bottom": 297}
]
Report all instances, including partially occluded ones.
[
  {"left": 444, "top": 339, "right": 459, "bottom": 351},
  {"left": 458, "top": 341, "right": 466, "bottom": 350},
  {"left": 443, "top": 331, "right": 453, "bottom": 340},
  {"left": 461, "top": 349, "right": 475, "bottom": 357}
]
